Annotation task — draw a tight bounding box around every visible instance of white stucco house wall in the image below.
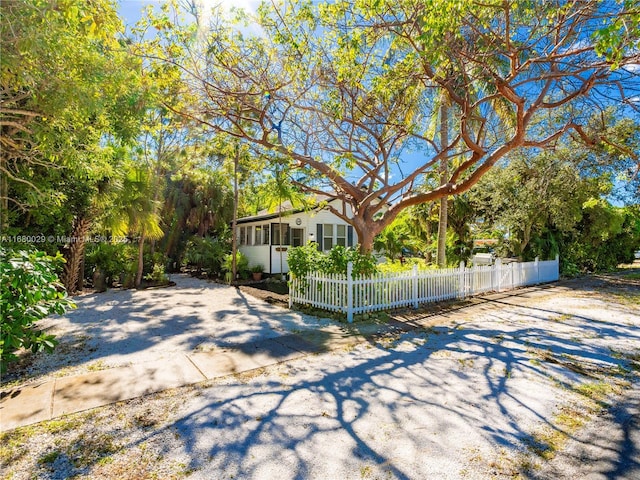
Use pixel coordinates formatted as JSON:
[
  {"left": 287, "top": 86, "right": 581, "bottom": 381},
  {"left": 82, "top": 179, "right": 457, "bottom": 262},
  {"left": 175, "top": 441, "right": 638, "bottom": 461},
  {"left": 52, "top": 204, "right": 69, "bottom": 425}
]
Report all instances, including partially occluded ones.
[{"left": 237, "top": 198, "right": 357, "bottom": 274}]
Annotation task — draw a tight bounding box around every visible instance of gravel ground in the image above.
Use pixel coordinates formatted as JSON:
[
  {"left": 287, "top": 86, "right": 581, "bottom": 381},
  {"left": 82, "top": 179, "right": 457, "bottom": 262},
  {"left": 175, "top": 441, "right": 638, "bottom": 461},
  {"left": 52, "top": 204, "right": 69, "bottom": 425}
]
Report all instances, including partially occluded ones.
[
  {"left": 2, "top": 275, "right": 332, "bottom": 386},
  {"left": 1, "top": 270, "right": 639, "bottom": 479}
]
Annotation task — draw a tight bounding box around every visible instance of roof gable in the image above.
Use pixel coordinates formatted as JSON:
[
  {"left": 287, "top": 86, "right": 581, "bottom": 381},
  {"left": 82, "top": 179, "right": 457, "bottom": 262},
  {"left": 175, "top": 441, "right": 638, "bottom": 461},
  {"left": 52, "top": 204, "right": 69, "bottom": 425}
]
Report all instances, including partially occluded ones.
[{"left": 236, "top": 194, "right": 334, "bottom": 224}]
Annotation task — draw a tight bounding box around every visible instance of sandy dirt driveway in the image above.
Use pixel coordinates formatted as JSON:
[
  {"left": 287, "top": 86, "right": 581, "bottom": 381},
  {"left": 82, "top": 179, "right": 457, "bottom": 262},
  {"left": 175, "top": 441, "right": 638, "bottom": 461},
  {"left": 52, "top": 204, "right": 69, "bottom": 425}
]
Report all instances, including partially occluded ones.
[
  {"left": 3, "top": 275, "right": 332, "bottom": 384},
  {"left": 2, "top": 271, "right": 639, "bottom": 480}
]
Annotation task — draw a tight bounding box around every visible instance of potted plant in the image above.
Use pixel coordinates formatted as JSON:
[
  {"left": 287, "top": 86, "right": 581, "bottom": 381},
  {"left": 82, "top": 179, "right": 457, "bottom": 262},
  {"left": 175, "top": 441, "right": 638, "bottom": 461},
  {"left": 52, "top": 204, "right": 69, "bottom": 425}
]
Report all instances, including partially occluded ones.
[{"left": 250, "top": 264, "right": 264, "bottom": 281}]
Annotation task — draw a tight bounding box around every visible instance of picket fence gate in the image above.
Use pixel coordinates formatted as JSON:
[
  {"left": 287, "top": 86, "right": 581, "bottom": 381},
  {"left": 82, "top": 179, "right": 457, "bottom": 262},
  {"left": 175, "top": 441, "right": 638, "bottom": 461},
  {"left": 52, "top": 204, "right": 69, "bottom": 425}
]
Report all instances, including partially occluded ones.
[{"left": 289, "top": 256, "right": 560, "bottom": 322}]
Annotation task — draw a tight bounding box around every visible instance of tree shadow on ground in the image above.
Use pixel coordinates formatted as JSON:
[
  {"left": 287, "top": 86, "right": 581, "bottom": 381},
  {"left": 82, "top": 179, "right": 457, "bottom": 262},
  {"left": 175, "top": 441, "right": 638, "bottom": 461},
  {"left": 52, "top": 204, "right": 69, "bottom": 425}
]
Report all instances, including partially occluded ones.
[
  {"left": 6, "top": 272, "right": 638, "bottom": 479},
  {"left": 1, "top": 276, "right": 328, "bottom": 385},
  {"left": 112, "top": 285, "right": 637, "bottom": 479}
]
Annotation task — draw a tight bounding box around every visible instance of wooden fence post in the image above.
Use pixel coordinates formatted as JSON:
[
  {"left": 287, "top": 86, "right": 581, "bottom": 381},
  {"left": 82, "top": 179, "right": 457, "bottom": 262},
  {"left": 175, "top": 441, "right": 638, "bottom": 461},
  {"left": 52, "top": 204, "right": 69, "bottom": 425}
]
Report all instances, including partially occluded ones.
[
  {"left": 347, "top": 262, "right": 354, "bottom": 323},
  {"left": 534, "top": 257, "right": 539, "bottom": 284},
  {"left": 495, "top": 257, "right": 502, "bottom": 292},
  {"left": 459, "top": 261, "right": 465, "bottom": 298}
]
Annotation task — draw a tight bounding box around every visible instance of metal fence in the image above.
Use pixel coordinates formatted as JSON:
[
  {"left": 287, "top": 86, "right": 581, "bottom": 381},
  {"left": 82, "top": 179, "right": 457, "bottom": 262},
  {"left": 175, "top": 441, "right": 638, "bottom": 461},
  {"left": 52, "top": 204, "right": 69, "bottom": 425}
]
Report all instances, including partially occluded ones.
[{"left": 289, "top": 256, "right": 559, "bottom": 322}]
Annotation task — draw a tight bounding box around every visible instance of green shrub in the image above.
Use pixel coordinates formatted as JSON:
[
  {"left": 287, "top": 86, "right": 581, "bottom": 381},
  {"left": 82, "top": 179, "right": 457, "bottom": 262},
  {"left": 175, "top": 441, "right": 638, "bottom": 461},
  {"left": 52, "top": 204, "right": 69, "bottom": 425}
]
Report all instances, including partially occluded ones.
[
  {"left": 377, "top": 257, "right": 433, "bottom": 273},
  {"left": 143, "top": 249, "right": 169, "bottom": 278},
  {"left": 560, "top": 260, "right": 581, "bottom": 278},
  {"left": 287, "top": 244, "right": 325, "bottom": 278},
  {"left": 0, "top": 248, "right": 76, "bottom": 372},
  {"left": 560, "top": 204, "right": 640, "bottom": 273},
  {"left": 183, "top": 236, "right": 229, "bottom": 276},
  {"left": 222, "top": 251, "right": 250, "bottom": 280},
  {"left": 325, "top": 245, "right": 378, "bottom": 276},
  {"left": 144, "top": 263, "right": 169, "bottom": 284},
  {"left": 85, "top": 242, "right": 136, "bottom": 287},
  {"left": 288, "top": 244, "right": 378, "bottom": 278}
]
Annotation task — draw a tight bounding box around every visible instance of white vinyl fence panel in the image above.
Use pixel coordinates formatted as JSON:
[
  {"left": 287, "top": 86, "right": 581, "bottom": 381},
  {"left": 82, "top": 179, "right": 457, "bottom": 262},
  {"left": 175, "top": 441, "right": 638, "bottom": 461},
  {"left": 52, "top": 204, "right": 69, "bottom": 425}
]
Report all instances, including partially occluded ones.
[{"left": 290, "top": 256, "right": 560, "bottom": 322}]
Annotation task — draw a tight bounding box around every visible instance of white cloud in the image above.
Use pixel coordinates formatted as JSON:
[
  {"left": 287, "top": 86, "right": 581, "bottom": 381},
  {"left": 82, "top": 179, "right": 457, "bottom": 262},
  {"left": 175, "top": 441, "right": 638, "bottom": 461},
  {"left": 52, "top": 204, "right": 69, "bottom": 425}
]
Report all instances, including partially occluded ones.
[
  {"left": 193, "top": 0, "right": 265, "bottom": 36},
  {"left": 193, "top": 0, "right": 262, "bottom": 21},
  {"left": 622, "top": 63, "right": 640, "bottom": 74}
]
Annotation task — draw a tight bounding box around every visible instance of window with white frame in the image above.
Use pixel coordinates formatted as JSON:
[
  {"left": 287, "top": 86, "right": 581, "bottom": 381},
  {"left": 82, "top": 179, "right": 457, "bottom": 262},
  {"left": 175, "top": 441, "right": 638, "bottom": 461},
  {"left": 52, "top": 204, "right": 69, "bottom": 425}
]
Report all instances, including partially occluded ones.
[
  {"left": 239, "top": 226, "right": 252, "bottom": 246},
  {"left": 336, "top": 224, "right": 346, "bottom": 247},
  {"left": 319, "top": 223, "right": 352, "bottom": 250},
  {"left": 323, "top": 224, "right": 334, "bottom": 250},
  {"left": 254, "top": 224, "right": 270, "bottom": 245}
]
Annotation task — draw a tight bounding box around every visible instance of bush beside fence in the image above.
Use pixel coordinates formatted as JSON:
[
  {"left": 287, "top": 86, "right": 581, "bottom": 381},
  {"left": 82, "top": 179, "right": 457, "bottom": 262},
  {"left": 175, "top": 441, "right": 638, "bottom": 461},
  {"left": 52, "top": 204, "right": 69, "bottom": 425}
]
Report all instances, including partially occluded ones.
[{"left": 289, "top": 256, "right": 560, "bottom": 322}]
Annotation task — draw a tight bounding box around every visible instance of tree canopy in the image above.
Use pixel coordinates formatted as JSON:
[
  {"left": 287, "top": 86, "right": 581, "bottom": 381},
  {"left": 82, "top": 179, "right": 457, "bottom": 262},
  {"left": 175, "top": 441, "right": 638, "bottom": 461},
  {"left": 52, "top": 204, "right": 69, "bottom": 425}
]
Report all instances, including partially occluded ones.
[
  {"left": 135, "top": 0, "right": 640, "bottom": 251},
  {"left": 1, "top": 0, "right": 146, "bottom": 226}
]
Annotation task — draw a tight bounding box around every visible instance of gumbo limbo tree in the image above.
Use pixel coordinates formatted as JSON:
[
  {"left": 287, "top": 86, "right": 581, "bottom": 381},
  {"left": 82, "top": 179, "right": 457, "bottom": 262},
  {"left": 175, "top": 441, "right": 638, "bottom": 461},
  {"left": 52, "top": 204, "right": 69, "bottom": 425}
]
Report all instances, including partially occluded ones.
[{"left": 138, "top": 0, "right": 640, "bottom": 253}]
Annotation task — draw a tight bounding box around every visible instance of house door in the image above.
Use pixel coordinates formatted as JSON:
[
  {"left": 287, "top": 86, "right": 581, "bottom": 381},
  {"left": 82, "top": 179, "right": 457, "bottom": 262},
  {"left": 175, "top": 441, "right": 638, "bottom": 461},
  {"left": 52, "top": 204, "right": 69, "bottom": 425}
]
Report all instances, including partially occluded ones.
[{"left": 291, "top": 228, "right": 304, "bottom": 247}]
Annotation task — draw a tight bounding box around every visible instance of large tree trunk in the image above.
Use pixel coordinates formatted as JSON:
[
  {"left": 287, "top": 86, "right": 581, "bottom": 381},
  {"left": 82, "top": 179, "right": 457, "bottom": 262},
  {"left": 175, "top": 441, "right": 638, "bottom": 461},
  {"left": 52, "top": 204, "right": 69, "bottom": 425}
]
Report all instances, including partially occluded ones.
[
  {"left": 437, "top": 101, "right": 449, "bottom": 268},
  {"left": 517, "top": 222, "right": 533, "bottom": 260},
  {"left": 77, "top": 254, "right": 85, "bottom": 292},
  {"left": 63, "top": 216, "right": 91, "bottom": 294},
  {"left": 135, "top": 233, "right": 146, "bottom": 288},
  {"left": 356, "top": 222, "right": 378, "bottom": 254}
]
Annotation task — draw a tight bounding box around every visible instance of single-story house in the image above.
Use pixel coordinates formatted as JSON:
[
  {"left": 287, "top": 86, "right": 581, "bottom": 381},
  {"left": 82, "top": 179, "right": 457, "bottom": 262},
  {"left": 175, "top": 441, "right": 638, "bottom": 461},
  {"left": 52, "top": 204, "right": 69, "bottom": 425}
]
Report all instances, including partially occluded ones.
[{"left": 237, "top": 199, "right": 357, "bottom": 274}]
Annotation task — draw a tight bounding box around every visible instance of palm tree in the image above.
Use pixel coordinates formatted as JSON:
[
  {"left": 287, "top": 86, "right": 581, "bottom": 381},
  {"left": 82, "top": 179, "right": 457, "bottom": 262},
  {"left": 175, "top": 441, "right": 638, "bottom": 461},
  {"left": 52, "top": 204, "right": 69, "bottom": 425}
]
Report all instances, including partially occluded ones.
[{"left": 108, "top": 165, "right": 163, "bottom": 287}]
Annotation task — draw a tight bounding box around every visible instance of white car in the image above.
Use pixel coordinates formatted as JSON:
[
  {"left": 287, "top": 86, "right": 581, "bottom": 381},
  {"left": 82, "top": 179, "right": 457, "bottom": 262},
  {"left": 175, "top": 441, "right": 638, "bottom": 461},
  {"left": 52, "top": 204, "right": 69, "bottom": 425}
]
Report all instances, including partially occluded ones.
[{"left": 472, "top": 252, "right": 494, "bottom": 265}]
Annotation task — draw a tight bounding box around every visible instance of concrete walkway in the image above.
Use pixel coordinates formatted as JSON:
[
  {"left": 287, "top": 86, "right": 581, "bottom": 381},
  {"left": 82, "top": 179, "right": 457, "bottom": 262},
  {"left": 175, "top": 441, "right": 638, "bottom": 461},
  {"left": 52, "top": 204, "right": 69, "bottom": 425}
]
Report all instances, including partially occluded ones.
[{"left": 1, "top": 325, "right": 371, "bottom": 432}]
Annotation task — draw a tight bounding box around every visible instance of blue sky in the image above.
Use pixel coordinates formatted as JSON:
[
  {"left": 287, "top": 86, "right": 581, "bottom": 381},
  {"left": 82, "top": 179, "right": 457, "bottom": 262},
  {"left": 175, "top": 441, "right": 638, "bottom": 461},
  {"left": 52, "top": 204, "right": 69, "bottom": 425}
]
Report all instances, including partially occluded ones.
[
  {"left": 118, "top": 0, "right": 156, "bottom": 25},
  {"left": 117, "top": 0, "right": 262, "bottom": 26}
]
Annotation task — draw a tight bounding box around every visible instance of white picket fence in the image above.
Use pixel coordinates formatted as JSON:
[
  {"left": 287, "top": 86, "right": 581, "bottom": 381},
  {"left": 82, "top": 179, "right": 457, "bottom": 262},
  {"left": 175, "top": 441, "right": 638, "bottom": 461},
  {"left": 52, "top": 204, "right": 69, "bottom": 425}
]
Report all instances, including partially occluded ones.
[{"left": 289, "top": 256, "right": 559, "bottom": 322}]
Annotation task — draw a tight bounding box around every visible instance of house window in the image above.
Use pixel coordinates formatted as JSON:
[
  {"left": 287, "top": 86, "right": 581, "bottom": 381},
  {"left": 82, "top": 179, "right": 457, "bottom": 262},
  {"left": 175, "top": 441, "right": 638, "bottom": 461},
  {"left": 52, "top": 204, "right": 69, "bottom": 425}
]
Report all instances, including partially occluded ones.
[
  {"left": 323, "top": 224, "right": 334, "bottom": 250},
  {"left": 255, "top": 224, "right": 270, "bottom": 245},
  {"left": 336, "top": 224, "right": 346, "bottom": 247},
  {"left": 318, "top": 223, "right": 353, "bottom": 250},
  {"left": 291, "top": 228, "right": 304, "bottom": 247},
  {"left": 271, "top": 223, "right": 290, "bottom": 245},
  {"left": 239, "top": 226, "right": 252, "bottom": 246}
]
